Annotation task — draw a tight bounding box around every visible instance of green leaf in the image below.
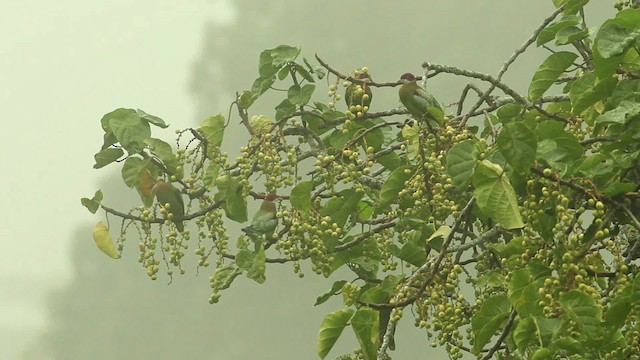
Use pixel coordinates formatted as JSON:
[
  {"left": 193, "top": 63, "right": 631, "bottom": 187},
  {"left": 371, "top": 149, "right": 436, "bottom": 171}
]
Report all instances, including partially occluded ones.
[
  {"left": 198, "top": 114, "right": 225, "bottom": 147},
  {"left": 472, "top": 160, "right": 524, "bottom": 229},
  {"left": 356, "top": 201, "right": 374, "bottom": 221},
  {"left": 537, "top": 15, "right": 581, "bottom": 46},
  {"left": 325, "top": 129, "right": 350, "bottom": 149},
  {"left": 496, "top": 103, "right": 523, "bottom": 123},
  {"left": 144, "top": 138, "right": 183, "bottom": 178},
  {"left": 202, "top": 163, "right": 220, "bottom": 189},
  {"left": 251, "top": 76, "right": 276, "bottom": 98},
  {"left": 446, "top": 139, "right": 477, "bottom": 188},
  {"left": 605, "top": 276, "right": 640, "bottom": 327},
  {"left": 277, "top": 65, "right": 290, "bottom": 80},
  {"left": 236, "top": 248, "right": 266, "bottom": 284},
  {"left": 108, "top": 109, "right": 151, "bottom": 153},
  {"left": 577, "top": 154, "right": 613, "bottom": 186},
  {"left": 101, "top": 131, "right": 118, "bottom": 150},
  {"left": 214, "top": 175, "right": 247, "bottom": 223},
  {"left": 363, "top": 125, "right": 384, "bottom": 151},
  {"left": 569, "top": 72, "right": 617, "bottom": 114},
  {"left": 100, "top": 108, "right": 133, "bottom": 133},
  {"left": 320, "top": 189, "right": 364, "bottom": 228},
  {"left": 377, "top": 152, "right": 402, "bottom": 171},
  {"left": 528, "top": 52, "right": 578, "bottom": 102},
  {"left": 315, "top": 280, "right": 348, "bottom": 306},
  {"left": 317, "top": 309, "right": 355, "bottom": 359},
  {"left": 81, "top": 190, "right": 103, "bottom": 214},
  {"left": 211, "top": 264, "right": 242, "bottom": 291},
  {"left": 593, "top": 40, "right": 623, "bottom": 79},
  {"left": 379, "top": 166, "right": 411, "bottom": 210},
  {"left": 535, "top": 120, "right": 583, "bottom": 173},
  {"left": 533, "top": 316, "right": 565, "bottom": 346},
  {"left": 496, "top": 122, "right": 536, "bottom": 173},
  {"left": 512, "top": 316, "right": 536, "bottom": 354},
  {"left": 121, "top": 157, "right": 144, "bottom": 188},
  {"left": 596, "top": 100, "right": 640, "bottom": 125},
  {"left": 605, "top": 296, "right": 631, "bottom": 329},
  {"left": 303, "top": 57, "right": 326, "bottom": 79},
  {"left": 559, "top": 290, "right": 602, "bottom": 337},
  {"left": 555, "top": 26, "right": 588, "bottom": 45},
  {"left": 530, "top": 348, "right": 553, "bottom": 360},
  {"left": 136, "top": 109, "right": 168, "bottom": 128},
  {"left": 351, "top": 307, "right": 378, "bottom": 360},
  {"left": 550, "top": 336, "right": 583, "bottom": 356},
  {"left": 390, "top": 235, "right": 428, "bottom": 266},
  {"left": 290, "top": 181, "right": 313, "bottom": 211},
  {"left": 293, "top": 63, "right": 314, "bottom": 82},
  {"left": 359, "top": 276, "right": 402, "bottom": 304},
  {"left": 275, "top": 98, "right": 296, "bottom": 120},
  {"left": 508, "top": 268, "right": 543, "bottom": 316},
  {"left": 477, "top": 271, "right": 507, "bottom": 289},
  {"left": 602, "top": 182, "right": 637, "bottom": 197},
  {"left": 93, "top": 148, "right": 124, "bottom": 169},
  {"left": 495, "top": 236, "right": 525, "bottom": 258},
  {"left": 258, "top": 49, "right": 278, "bottom": 78},
  {"left": 120, "top": 157, "right": 157, "bottom": 206},
  {"left": 288, "top": 84, "right": 315, "bottom": 106},
  {"left": 471, "top": 295, "right": 510, "bottom": 354},
  {"left": 598, "top": 330, "right": 626, "bottom": 354},
  {"left": 596, "top": 22, "right": 640, "bottom": 59},
  {"left": 527, "top": 259, "right": 552, "bottom": 279},
  {"left": 615, "top": 8, "right": 640, "bottom": 28},
  {"left": 427, "top": 225, "right": 450, "bottom": 252},
  {"left": 562, "top": 0, "right": 589, "bottom": 15},
  {"left": 271, "top": 45, "right": 301, "bottom": 67},
  {"left": 237, "top": 90, "right": 255, "bottom": 110},
  {"left": 609, "top": 79, "right": 640, "bottom": 108}
]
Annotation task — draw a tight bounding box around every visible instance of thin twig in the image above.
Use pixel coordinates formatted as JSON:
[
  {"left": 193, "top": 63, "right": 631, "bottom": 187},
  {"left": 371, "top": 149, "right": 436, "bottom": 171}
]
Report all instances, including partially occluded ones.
[
  {"left": 446, "top": 6, "right": 565, "bottom": 128},
  {"left": 364, "top": 197, "right": 476, "bottom": 310},
  {"left": 315, "top": 54, "right": 401, "bottom": 88},
  {"left": 480, "top": 309, "right": 517, "bottom": 360}
]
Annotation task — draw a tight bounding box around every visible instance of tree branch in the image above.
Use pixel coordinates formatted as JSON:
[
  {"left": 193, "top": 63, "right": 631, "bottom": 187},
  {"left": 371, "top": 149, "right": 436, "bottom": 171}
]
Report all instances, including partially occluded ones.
[{"left": 480, "top": 309, "right": 517, "bottom": 360}]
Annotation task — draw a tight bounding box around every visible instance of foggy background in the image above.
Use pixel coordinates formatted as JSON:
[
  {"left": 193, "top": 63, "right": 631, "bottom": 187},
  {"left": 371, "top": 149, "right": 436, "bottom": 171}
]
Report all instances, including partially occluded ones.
[{"left": 1, "top": 1, "right": 614, "bottom": 359}]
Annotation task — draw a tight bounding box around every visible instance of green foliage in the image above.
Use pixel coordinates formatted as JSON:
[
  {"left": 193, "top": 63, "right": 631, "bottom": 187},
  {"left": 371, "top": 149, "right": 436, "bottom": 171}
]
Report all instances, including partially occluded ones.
[
  {"left": 84, "top": 3, "right": 640, "bottom": 359},
  {"left": 528, "top": 52, "right": 578, "bottom": 102},
  {"left": 80, "top": 190, "right": 103, "bottom": 214}
]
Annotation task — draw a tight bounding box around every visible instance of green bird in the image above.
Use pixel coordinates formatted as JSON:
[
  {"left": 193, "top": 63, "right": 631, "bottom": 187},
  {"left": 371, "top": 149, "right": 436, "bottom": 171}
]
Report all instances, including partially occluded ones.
[
  {"left": 242, "top": 193, "right": 278, "bottom": 246},
  {"left": 345, "top": 72, "right": 373, "bottom": 115},
  {"left": 152, "top": 180, "right": 185, "bottom": 232},
  {"left": 398, "top": 72, "right": 444, "bottom": 127}
]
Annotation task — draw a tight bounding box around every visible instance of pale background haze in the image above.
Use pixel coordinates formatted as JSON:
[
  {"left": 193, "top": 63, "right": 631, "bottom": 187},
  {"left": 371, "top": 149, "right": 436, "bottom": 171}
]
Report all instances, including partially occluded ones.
[{"left": 1, "top": 1, "right": 614, "bottom": 359}]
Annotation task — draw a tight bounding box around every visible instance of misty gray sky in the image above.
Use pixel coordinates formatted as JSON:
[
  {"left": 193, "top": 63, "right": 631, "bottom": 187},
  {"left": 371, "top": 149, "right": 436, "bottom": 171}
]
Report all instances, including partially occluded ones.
[{"left": 0, "top": 1, "right": 232, "bottom": 356}]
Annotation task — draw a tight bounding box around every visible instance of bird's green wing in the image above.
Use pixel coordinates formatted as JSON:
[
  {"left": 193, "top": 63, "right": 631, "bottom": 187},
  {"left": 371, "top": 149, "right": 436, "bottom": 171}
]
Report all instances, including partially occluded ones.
[
  {"left": 414, "top": 87, "right": 444, "bottom": 126},
  {"left": 155, "top": 183, "right": 185, "bottom": 232}
]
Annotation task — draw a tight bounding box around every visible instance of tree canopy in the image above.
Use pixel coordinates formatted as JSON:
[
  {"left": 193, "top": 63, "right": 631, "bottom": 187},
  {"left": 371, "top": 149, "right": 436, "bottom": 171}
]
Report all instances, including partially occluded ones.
[{"left": 83, "top": 2, "right": 640, "bottom": 359}]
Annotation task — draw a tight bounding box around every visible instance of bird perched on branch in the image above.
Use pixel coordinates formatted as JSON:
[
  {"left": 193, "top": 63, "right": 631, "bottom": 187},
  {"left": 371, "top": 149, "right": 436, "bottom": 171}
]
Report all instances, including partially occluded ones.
[
  {"left": 398, "top": 73, "right": 444, "bottom": 128},
  {"left": 152, "top": 180, "right": 185, "bottom": 232},
  {"left": 345, "top": 71, "right": 373, "bottom": 116},
  {"left": 242, "top": 193, "right": 278, "bottom": 246}
]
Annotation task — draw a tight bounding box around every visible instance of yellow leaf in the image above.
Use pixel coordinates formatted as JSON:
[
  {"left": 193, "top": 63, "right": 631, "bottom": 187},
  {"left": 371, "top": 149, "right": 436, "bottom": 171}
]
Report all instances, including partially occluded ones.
[{"left": 92, "top": 221, "right": 120, "bottom": 259}]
